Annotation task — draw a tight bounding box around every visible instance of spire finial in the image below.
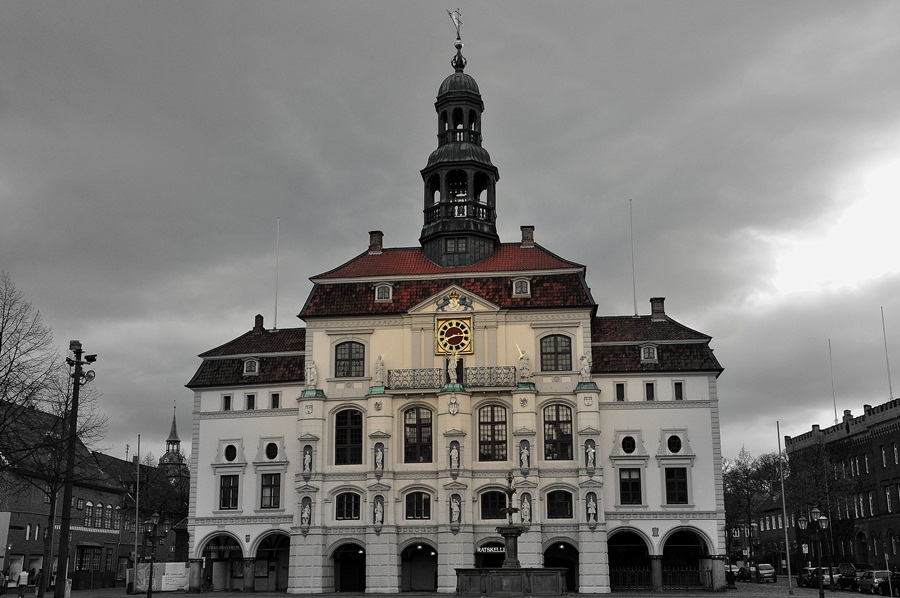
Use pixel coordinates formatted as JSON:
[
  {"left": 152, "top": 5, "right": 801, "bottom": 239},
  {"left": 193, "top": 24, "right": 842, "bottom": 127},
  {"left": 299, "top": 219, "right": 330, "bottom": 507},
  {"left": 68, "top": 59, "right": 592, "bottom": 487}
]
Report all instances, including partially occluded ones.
[{"left": 447, "top": 8, "right": 466, "bottom": 71}]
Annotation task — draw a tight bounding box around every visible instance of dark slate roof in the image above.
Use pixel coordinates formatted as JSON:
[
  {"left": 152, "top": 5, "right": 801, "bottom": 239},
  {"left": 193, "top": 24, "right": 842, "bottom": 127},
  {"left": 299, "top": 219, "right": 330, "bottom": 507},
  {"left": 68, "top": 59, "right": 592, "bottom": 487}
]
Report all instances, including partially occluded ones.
[
  {"left": 302, "top": 273, "right": 594, "bottom": 318},
  {"left": 591, "top": 315, "right": 722, "bottom": 375},
  {"left": 311, "top": 244, "right": 583, "bottom": 280},
  {"left": 199, "top": 327, "right": 306, "bottom": 357},
  {"left": 187, "top": 354, "right": 305, "bottom": 389}
]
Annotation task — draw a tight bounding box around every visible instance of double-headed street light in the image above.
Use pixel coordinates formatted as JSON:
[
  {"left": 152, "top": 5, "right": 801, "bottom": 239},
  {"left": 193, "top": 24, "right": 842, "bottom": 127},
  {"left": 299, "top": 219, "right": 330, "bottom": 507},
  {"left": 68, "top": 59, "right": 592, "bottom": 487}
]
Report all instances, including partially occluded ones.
[
  {"left": 799, "top": 506, "right": 830, "bottom": 598},
  {"left": 142, "top": 512, "right": 170, "bottom": 598}
]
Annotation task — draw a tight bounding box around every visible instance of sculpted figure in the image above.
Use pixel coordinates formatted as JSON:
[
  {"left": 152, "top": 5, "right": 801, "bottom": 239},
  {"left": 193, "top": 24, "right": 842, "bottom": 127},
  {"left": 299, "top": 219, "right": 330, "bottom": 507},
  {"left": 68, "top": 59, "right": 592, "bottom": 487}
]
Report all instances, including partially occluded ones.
[
  {"left": 450, "top": 445, "right": 459, "bottom": 469},
  {"left": 451, "top": 497, "right": 461, "bottom": 523},
  {"left": 306, "top": 360, "right": 318, "bottom": 389}
]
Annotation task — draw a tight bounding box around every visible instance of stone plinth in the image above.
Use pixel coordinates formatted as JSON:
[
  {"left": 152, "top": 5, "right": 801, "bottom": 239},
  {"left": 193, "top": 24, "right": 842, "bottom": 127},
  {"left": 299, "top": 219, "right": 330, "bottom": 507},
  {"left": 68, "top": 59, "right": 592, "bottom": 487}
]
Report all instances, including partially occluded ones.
[{"left": 456, "top": 568, "right": 568, "bottom": 596}]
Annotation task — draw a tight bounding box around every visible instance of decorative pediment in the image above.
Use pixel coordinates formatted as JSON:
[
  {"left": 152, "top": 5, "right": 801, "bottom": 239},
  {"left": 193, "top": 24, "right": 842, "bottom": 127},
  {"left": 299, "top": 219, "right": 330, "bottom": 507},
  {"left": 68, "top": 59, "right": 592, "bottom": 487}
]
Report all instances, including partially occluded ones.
[
  {"left": 443, "top": 428, "right": 467, "bottom": 437},
  {"left": 443, "top": 480, "right": 469, "bottom": 491},
  {"left": 513, "top": 427, "right": 536, "bottom": 437},
  {"left": 579, "top": 478, "right": 604, "bottom": 489},
  {"left": 515, "top": 478, "right": 538, "bottom": 489},
  {"left": 408, "top": 285, "right": 500, "bottom": 315},
  {"left": 297, "top": 483, "right": 319, "bottom": 493},
  {"left": 367, "top": 481, "right": 392, "bottom": 492},
  {"left": 298, "top": 433, "right": 320, "bottom": 441},
  {"left": 578, "top": 426, "right": 601, "bottom": 435},
  {"left": 369, "top": 430, "right": 391, "bottom": 439}
]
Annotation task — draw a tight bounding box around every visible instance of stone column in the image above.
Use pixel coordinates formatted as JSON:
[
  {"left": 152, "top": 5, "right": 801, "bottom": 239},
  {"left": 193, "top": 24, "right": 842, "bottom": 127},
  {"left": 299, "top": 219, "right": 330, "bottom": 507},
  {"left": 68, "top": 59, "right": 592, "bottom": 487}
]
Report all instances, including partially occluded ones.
[
  {"left": 242, "top": 558, "right": 256, "bottom": 592},
  {"left": 650, "top": 555, "right": 663, "bottom": 592},
  {"left": 188, "top": 559, "right": 203, "bottom": 593}
]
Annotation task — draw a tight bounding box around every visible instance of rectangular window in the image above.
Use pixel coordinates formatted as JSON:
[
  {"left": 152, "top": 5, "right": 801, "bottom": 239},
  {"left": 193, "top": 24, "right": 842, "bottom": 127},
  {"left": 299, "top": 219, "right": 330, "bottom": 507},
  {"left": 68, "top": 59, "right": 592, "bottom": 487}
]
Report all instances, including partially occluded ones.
[
  {"left": 615, "top": 382, "right": 625, "bottom": 401},
  {"left": 645, "top": 382, "right": 655, "bottom": 401},
  {"left": 105, "top": 548, "right": 113, "bottom": 572},
  {"left": 405, "top": 492, "right": 431, "bottom": 520},
  {"left": 619, "top": 468, "right": 642, "bottom": 505},
  {"left": 883, "top": 445, "right": 887, "bottom": 467},
  {"left": 673, "top": 381, "right": 684, "bottom": 400},
  {"left": 336, "top": 493, "right": 360, "bottom": 520},
  {"left": 223, "top": 395, "right": 232, "bottom": 411},
  {"left": 445, "top": 238, "right": 468, "bottom": 253},
  {"left": 219, "top": 475, "right": 239, "bottom": 510},
  {"left": 540, "top": 335, "right": 572, "bottom": 372},
  {"left": 335, "top": 409, "right": 363, "bottom": 465},
  {"left": 478, "top": 405, "right": 507, "bottom": 462},
  {"left": 480, "top": 492, "right": 506, "bottom": 520},
  {"left": 76, "top": 547, "right": 102, "bottom": 571},
  {"left": 246, "top": 394, "right": 255, "bottom": 410},
  {"left": 270, "top": 392, "right": 280, "bottom": 409},
  {"left": 261, "top": 473, "right": 281, "bottom": 509},
  {"left": 547, "top": 491, "right": 573, "bottom": 519},
  {"left": 665, "top": 467, "right": 688, "bottom": 504},
  {"left": 76, "top": 498, "right": 84, "bottom": 510}
]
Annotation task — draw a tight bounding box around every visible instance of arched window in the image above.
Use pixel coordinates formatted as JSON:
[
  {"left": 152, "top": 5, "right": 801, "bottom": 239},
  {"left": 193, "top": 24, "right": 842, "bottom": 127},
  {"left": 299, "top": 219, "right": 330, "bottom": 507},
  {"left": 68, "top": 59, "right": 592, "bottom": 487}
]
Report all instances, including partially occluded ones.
[
  {"left": 543, "top": 404, "right": 573, "bottom": 460},
  {"left": 336, "top": 492, "right": 361, "bottom": 520},
  {"left": 405, "top": 492, "right": 431, "bottom": 520},
  {"left": 540, "top": 335, "right": 572, "bottom": 372},
  {"left": 404, "top": 407, "right": 433, "bottom": 463},
  {"left": 480, "top": 491, "right": 506, "bottom": 520},
  {"left": 546, "top": 490, "right": 573, "bottom": 519},
  {"left": 105, "top": 504, "right": 113, "bottom": 528},
  {"left": 84, "top": 502, "right": 93, "bottom": 527},
  {"left": 95, "top": 503, "right": 104, "bottom": 527},
  {"left": 478, "top": 405, "right": 507, "bottom": 462},
  {"left": 335, "top": 341, "right": 365, "bottom": 377},
  {"left": 114, "top": 507, "right": 122, "bottom": 530},
  {"left": 335, "top": 408, "right": 363, "bottom": 465}
]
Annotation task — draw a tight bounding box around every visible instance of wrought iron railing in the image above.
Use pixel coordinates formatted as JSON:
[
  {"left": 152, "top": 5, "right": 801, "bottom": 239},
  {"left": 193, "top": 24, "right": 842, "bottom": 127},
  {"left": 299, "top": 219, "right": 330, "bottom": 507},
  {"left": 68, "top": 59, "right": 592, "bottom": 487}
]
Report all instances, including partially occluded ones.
[
  {"left": 662, "top": 567, "right": 711, "bottom": 590},
  {"left": 464, "top": 366, "right": 516, "bottom": 387},
  {"left": 424, "top": 201, "right": 494, "bottom": 224},
  {"left": 609, "top": 567, "right": 652, "bottom": 590},
  {"left": 387, "top": 366, "right": 517, "bottom": 390}
]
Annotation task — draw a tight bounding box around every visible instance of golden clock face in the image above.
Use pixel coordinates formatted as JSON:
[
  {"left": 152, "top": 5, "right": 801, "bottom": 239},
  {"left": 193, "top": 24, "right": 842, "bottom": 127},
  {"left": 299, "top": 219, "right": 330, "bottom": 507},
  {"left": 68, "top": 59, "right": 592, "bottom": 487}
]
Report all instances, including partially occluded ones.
[{"left": 436, "top": 318, "right": 473, "bottom": 354}]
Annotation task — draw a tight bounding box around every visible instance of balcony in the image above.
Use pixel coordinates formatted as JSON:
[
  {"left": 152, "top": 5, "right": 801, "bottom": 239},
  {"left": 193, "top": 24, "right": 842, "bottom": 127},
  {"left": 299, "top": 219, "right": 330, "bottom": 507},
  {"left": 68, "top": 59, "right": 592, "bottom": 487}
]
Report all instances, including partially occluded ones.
[{"left": 387, "top": 366, "right": 517, "bottom": 390}]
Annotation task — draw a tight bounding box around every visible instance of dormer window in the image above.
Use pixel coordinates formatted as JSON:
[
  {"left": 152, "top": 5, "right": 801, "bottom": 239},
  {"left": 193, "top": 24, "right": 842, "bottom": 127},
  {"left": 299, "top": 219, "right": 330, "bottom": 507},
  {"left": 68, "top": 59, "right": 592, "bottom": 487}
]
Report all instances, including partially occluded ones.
[
  {"left": 640, "top": 345, "right": 658, "bottom": 363},
  {"left": 243, "top": 359, "right": 259, "bottom": 376},
  {"left": 375, "top": 283, "right": 393, "bottom": 302},
  {"left": 512, "top": 278, "right": 531, "bottom": 298}
]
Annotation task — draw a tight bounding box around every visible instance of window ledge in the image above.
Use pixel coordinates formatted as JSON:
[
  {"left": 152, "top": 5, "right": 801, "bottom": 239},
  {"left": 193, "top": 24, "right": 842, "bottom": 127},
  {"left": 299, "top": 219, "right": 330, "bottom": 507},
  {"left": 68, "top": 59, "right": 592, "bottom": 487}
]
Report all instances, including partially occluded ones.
[
  {"left": 254, "top": 508, "right": 286, "bottom": 515},
  {"left": 212, "top": 509, "right": 243, "bottom": 516},
  {"left": 661, "top": 503, "right": 694, "bottom": 509}
]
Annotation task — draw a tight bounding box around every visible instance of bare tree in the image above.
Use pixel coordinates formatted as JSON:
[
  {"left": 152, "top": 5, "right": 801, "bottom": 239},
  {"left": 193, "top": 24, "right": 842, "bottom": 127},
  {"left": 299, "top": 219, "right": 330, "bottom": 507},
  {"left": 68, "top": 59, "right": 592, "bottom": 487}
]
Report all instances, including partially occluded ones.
[{"left": 0, "top": 271, "right": 58, "bottom": 469}]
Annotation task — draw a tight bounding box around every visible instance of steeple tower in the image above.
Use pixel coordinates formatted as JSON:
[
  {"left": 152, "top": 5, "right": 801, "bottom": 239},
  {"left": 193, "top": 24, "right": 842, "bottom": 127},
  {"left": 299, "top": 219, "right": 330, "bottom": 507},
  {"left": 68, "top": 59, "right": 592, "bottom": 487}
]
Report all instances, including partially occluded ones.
[
  {"left": 159, "top": 403, "right": 187, "bottom": 481},
  {"left": 420, "top": 17, "right": 500, "bottom": 267}
]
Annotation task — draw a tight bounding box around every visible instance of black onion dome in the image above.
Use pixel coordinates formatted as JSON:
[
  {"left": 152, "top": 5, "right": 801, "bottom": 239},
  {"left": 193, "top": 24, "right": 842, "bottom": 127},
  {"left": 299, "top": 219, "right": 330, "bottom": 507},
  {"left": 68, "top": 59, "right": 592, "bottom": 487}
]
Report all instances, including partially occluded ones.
[{"left": 438, "top": 71, "right": 481, "bottom": 96}]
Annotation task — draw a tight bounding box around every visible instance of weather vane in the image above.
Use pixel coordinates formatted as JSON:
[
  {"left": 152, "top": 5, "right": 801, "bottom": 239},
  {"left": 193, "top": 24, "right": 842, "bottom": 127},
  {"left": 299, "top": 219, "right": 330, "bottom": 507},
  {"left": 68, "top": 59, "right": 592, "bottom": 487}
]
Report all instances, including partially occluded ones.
[{"left": 447, "top": 8, "right": 463, "bottom": 40}]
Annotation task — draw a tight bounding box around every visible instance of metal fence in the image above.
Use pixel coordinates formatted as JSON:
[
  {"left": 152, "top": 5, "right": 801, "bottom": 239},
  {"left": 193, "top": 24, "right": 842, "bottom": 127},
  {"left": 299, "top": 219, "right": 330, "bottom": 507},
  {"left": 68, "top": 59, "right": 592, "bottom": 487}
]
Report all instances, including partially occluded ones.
[{"left": 609, "top": 567, "right": 712, "bottom": 591}]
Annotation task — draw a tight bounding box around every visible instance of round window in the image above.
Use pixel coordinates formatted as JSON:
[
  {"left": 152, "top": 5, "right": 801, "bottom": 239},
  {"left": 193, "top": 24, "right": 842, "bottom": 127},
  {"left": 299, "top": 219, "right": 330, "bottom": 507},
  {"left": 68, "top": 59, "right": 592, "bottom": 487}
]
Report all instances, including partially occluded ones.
[
  {"left": 265, "top": 442, "right": 278, "bottom": 460},
  {"left": 621, "top": 436, "right": 636, "bottom": 454},
  {"left": 667, "top": 435, "right": 682, "bottom": 453},
  {"left": 224, "top": 444, "right": 237, "bottom": 462}
]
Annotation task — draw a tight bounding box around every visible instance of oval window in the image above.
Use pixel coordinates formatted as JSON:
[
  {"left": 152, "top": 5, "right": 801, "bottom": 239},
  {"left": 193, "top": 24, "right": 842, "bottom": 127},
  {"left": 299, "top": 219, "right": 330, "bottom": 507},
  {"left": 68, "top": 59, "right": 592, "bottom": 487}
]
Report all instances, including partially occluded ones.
[
  {"left": 265, "top": 443, "right": 278, "bottom": 460},
  {"left": 622, "top": 436, "right": 636, "bottom": 454},
  {"left": 667, "top": 435, "right": 682, "bottom": 453},
  {"left": 224, "top": 444, "right": 237, "bottom": 462}
]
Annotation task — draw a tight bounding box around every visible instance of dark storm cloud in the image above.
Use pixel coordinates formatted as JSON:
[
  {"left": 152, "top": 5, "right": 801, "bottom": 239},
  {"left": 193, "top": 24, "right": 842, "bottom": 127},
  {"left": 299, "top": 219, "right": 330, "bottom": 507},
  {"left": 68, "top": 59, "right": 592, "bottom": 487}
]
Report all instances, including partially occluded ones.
[{"left": 1, "top": 1, "right": 899, "bottom": 460}]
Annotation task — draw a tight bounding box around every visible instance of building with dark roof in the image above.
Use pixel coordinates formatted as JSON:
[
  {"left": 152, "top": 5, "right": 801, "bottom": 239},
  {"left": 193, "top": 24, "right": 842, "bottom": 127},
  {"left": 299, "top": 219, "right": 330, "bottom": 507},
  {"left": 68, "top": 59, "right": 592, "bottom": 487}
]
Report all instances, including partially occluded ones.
[{"left": 187, "top": 27, "right": 726, "bottom": 594}]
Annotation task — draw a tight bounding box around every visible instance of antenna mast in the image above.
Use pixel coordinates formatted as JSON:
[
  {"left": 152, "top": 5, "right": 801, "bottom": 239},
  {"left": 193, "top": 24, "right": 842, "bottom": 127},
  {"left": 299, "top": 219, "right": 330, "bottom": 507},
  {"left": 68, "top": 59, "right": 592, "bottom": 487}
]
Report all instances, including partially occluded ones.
[
  {"left": 274, "top": 217, "right": 280, "bottom": 330},
  {"left": 630, "top": 198, "right": 638, "bottom": 317},
  {"left": 829, "top": 339, "right": 838, "bottom": 425},
  {"left": 883, "top": 306, "right": 894, "bottom": 399}
]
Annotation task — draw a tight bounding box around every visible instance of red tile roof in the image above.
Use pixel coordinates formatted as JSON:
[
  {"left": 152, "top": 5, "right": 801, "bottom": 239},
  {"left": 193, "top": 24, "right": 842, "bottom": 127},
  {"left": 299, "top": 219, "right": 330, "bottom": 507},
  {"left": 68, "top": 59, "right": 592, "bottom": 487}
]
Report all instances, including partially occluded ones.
[
  {"left": 312, "top": 243, "right": 583, "bottom": 280},
  {"left": 301, "top": 273, "right": 594, "bottom": 317},
  {"left": 186, "top": 354, "right": 306, "bottom": 389},
  {"left": 199, "top": 328, "right": 306, "bottom": 357}
]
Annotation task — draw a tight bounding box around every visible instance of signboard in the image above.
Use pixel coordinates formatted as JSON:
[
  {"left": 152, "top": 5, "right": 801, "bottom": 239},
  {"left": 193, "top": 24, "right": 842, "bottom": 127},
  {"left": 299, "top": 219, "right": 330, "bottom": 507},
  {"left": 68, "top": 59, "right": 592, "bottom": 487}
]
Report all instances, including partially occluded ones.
[
  {"left": 476, "top": 546, "right": 505, "bottom": 553},
  {"left": 802, "top": 543, "right": 809, "bottom": 554}
]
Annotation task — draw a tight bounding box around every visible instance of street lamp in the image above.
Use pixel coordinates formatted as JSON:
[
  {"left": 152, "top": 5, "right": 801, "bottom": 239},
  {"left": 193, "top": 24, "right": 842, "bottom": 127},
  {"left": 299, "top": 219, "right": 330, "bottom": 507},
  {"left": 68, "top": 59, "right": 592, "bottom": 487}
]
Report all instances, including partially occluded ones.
[
  {"left": 142, "top": 513, "right": 170, "bottom": 598},
  {"left": 799, "top": 507, "right": 829, "bottom": 598}
]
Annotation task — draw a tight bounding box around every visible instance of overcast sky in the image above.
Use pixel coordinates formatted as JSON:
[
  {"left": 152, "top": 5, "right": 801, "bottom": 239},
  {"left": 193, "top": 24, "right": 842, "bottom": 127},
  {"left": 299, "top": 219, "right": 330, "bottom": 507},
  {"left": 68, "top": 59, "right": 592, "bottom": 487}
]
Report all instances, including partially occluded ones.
[{"left": 2, "top": 1, "right": 900, "bottom": 464}]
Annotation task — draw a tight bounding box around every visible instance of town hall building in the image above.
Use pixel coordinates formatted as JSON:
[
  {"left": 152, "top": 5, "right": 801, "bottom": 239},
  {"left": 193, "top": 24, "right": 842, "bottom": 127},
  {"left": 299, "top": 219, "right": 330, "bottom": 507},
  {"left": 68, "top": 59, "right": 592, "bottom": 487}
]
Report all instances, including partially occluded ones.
[{"left": 187, "top": 28, "right": 727, "bottom": 594}]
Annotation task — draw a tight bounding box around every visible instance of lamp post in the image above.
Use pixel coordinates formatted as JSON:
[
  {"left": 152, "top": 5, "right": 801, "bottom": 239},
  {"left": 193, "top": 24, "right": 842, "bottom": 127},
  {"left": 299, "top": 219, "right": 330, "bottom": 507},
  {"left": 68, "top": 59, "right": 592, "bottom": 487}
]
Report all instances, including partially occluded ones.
[
  {"left": 799, "top": 507, "right": 829, "bottom": 598},
  {"left": 142, "top": 513, "right": 170, "bottom": 598}
]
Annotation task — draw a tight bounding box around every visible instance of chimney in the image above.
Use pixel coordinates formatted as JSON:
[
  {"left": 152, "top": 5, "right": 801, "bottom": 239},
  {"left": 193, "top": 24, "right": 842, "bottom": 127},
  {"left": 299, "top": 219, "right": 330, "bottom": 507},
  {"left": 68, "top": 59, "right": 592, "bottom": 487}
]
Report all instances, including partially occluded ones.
[
  {"left": 368, "top": 230, "right": 384, "bottom": 255},
  {"left": 253, "top": 314, "right": 264, "bottom": 333},
  {"left": 650, "top": 297, "right": 666, "bottom": 322},
  {"left": 520, "top": 225, "right": 535, "bottom": 248}
]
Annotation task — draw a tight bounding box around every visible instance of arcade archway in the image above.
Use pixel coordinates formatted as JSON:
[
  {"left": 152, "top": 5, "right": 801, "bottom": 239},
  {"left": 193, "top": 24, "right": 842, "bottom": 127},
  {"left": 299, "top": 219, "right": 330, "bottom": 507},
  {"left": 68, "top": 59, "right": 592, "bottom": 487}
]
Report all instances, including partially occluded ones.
[
  {"left": 332, "top": 542, "right": 366, "bottom": 592},
  {"left": 401, "top": 542, "right": 438, "bottom": 591},
  {"left": 543, "top": 541, "right": 579, "bottom": 592},
  {"left": 475, "top": 541, "right": 506, "bottom": 568},
  {"left": 607, "top": 530, "right": 651, "bottom": 590},
  {"left": 199, "top": 534, "right": 244, "bottom": 592},
  {"left": 254, "top": 532, "right": 290, "bottom": 591},
  {"left": 661, "top": 529, "right": 711, "bottom": 589}
]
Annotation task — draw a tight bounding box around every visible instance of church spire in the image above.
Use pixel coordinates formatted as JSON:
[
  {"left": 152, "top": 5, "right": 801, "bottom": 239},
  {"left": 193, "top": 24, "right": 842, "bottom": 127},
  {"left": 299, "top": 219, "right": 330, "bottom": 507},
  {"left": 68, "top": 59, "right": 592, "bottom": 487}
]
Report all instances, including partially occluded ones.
[{"left": 420, "top": 12, "right": 500, "bottom": 267}]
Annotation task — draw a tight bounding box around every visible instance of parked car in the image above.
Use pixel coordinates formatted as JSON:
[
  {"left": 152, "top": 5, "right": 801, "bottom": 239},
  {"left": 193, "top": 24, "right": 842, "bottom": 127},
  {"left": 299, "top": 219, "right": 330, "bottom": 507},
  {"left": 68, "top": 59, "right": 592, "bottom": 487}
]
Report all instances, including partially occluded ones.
[
  {"left": 839, "top": 564, "right": 875, "bottom": 591},
  {"left": 798, "top": 567, "right": 817, "bottom": 587},
  {"left": 875, "top": 572, "right": 900, "bottom": 596},
  {"left": 755, "top": 564, "right": 777, "bottom": 583},
  {"left": 859, "top": 570, "right": 891, "bottom": 594},
  {"left": 810, "top": 567, "right": 840, "bottom": 588},
  {"left": 737, "top": 566, "right": 757, "bottom": 582}
]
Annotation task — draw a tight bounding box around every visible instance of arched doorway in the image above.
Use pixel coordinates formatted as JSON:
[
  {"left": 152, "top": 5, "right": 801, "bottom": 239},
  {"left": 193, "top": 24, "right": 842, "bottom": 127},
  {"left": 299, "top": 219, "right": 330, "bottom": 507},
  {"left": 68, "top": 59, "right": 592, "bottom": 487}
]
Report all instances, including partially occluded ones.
[
  {"left": 333, "top": 543, "right": 366, "bottom": 592},
  {"left": 661, "top": 529, "right": 710, "bottom": 589},
  {"left": 475, "top": 541, "right": 505, "bottom": 568},
  {"left": 255, "top": 533, "right": 290, "bottom": 591},
  {"left": 200, "top": 534, "right": 244, "bottom": 592},
  {"left": 401, "top": 543, "right": 438, "bottom": 591},
  {"left": 543, "top": 541, "right": 579, "bottom": 592},
  {"left": 856, "top": 532, "right": 869, "bottom": 562},
  {"left": 607, "top": 530, "right": 651, "bottom": 590}
]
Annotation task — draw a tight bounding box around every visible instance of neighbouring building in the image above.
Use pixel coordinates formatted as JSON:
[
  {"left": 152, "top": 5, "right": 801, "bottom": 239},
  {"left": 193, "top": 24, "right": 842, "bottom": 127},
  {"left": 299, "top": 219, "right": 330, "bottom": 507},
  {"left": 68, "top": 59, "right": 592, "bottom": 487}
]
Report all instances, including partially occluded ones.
[
  {"left": 187, "top": 29, "right": 727, "bottom": 594},
  {"left": 786, "top": 398, "right": 900, "bottom": 570}
]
